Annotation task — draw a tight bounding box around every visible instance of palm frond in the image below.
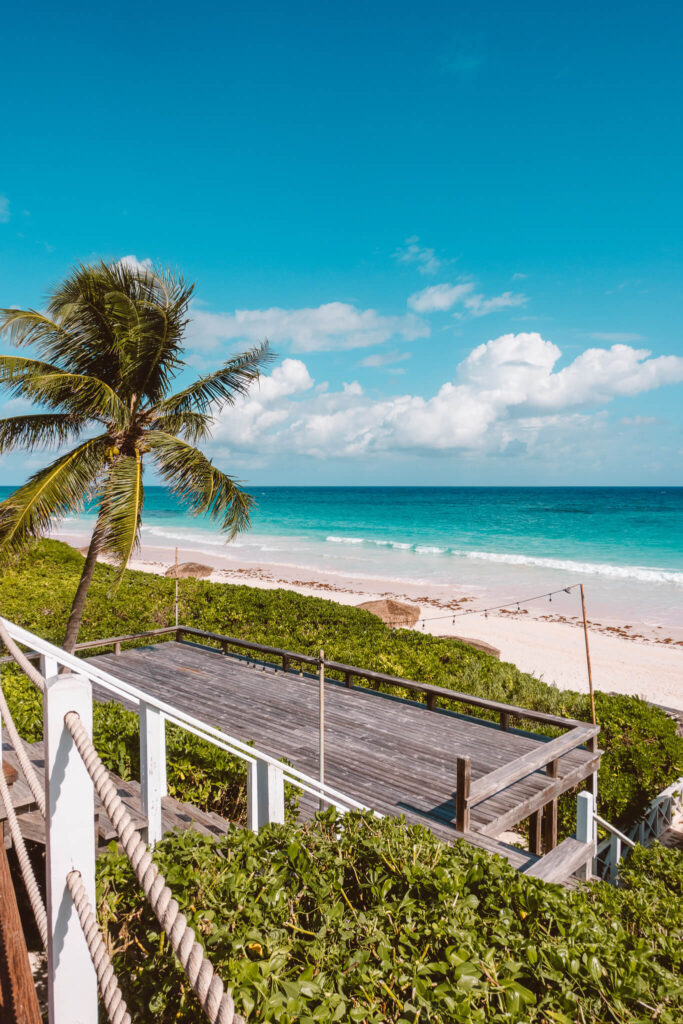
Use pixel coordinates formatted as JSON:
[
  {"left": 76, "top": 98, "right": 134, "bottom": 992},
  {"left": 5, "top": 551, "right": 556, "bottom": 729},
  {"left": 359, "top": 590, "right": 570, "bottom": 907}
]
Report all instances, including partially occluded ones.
[
  {"left": 156, "top": 343, "right": 273, "bottom": 416},
  {"left": 0, "top": 356, "right": 127, "bottom": 423},
  {"left": 99, "top": 453, "right": 144, "bottom": 586},
  {"left": 147, "top": 431, "right": 253, "bottom": 537},
  {"left": 0, "top": 308, "right": 81, "bottom": 359},
  {"left": 0, "top": 413, "right": 87, "bottom": 454},
  {"left": 149, "top": 410, "right": 213, "bottom": 443},
  {"left": 0, "top": 435, "right": 110, "bottom": 557}
]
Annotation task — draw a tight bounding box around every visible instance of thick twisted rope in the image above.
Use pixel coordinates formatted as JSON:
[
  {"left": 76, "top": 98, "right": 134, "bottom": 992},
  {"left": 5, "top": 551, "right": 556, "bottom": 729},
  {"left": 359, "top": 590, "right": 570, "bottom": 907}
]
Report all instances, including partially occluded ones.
[
  {"left": 66, "top": 870, "right": 132, "bottom": 1024},
  {"left": 0, "top": 619, "right": 46, "bottom": 693},
  {"left": 0, "top": 683, "right": 46, "bottom": 818},
  {"left": 64, "top": 711, "right": 244, "bottom": 1024},
  {"left": 0, "top": 760, "right": 48, "bottom": 947}
]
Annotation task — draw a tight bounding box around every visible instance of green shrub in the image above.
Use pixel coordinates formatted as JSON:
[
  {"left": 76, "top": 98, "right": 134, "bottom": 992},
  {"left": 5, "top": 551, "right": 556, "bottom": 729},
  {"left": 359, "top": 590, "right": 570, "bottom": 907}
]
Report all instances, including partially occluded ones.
[
  {"left": 1, "top": 539, "right": 681, "bottom": 832},
  {"left": 97, "top": 811, "right": 683, "bottom": 1024}
]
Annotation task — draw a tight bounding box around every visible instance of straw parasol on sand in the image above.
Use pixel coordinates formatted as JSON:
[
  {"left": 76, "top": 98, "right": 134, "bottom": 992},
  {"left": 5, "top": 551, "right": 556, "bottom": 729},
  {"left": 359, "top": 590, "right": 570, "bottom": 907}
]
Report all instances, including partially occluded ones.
[
  {"left": 357, "top": 598, "right": 420, "bottom": 628},
  {"left": 165, "top": 562, "right": 214, "bottom": 580}
]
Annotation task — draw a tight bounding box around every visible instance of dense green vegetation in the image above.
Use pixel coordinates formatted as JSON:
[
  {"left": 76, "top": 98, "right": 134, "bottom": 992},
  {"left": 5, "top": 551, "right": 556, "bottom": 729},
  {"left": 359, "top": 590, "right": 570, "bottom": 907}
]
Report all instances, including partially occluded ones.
[
  {"left": 2, "top": 540, "right": 682, "bottom": 1022},
  {"left": 96, "top": 812, "right": 683, "bottom": 1023},
  {"left": 1, "top": 540, "right": 680, "bottom": 833}
]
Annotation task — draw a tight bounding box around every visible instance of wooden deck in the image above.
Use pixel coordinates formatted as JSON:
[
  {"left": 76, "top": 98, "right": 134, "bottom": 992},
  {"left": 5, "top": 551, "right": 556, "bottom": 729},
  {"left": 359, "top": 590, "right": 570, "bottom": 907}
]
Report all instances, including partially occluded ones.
[{"left": 85, "top": 639, "right": 600, "bottom": 871}]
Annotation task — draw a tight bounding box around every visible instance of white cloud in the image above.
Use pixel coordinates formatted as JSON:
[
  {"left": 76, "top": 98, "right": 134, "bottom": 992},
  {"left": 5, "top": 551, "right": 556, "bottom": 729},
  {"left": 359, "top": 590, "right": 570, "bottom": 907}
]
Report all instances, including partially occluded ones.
[
  {"left": 0, "top": 196, "right": 9, "bottom": 223},
  {"left": 209, "top": 334, "right": 683, "bottom": 461},
  {"left": 463, "top": 291, "right": 527, "bottom": 317},
  {"left": 590, "top": 332, "right": 645, "bottom": 343},
  {"left": 190, "top": 302, "right": 428, "bottom": 353},
  {"left": 408, "top": 280, "right": 527, "bottom": 317},
  {"left": 512, "top": 272, "right": 527, "bottom": 281},
  {"left": 117, "top": 254, "right": 153, "bottom": 273},
  {"left": 359, "top": 351, "right": 412, "bottom": 368},
  {"left": 620, "top": 415, "right": 657, "bottom": 426},
  {"left": 393, "top": 237, "right": 443, "bottom": 275}
]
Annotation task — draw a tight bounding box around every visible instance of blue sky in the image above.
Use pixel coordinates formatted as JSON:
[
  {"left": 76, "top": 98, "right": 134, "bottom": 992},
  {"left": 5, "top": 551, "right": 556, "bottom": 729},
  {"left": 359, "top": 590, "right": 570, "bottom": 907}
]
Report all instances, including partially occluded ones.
[{"left": 1, "top": 0, "right": 682, "bottom": 485}]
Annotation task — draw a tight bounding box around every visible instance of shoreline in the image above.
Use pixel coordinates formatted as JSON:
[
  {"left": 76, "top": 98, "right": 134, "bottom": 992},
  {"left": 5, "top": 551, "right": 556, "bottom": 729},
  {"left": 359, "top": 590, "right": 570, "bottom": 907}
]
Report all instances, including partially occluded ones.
[{"left": 55, "top": 531, "right": 683, "bottom": 710}]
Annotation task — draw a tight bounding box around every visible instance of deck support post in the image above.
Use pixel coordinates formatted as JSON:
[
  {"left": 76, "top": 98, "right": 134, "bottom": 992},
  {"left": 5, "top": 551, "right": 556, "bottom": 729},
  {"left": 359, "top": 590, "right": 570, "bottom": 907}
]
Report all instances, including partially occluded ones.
[
  {"left": 456, "top": 756, "right": 471, "bottom": 832},
  {"left": 44, "top": 671, "right": 98, "bottom": 1024},
  {"left": 575, "top": 790, "right": 595, "bottom": 880},
  {"left": 529, "top": 810, "right": 542, "bottom": 855},
  {"left": 247, "top": 761, "right": 285, "bottom": 832},
  {"left": 140, "top": 703, "right": 166, "bottom": 845},
  {"left": 543, "top": 759, "right": 559, "bottom": 852}
]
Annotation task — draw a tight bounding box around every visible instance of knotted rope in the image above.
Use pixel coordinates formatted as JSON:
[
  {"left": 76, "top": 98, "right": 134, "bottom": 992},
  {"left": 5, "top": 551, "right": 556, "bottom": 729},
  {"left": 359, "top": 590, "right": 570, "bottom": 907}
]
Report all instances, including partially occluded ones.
[
  {"left": 66, "top": 870, "right": 132, "bottom": 1024},
  {"left": 64, "top": 711, "right": 244, "bottom": 1024},
  {"left": 0, "top": 759, "right": 48, "bottom": 947}
]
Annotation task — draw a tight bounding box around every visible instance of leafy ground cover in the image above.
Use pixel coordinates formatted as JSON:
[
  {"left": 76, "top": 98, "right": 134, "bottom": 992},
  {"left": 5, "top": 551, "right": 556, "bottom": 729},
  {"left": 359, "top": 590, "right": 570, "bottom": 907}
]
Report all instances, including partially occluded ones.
[
  {"left": 2, "top": 541, "right": 682, "bottom": 1023},
  {"left": 1, "top": 540, "right": 680, "bottom": 834},
  {"left": 97, "top": 811, "right": 683, "bottom": 1024}
]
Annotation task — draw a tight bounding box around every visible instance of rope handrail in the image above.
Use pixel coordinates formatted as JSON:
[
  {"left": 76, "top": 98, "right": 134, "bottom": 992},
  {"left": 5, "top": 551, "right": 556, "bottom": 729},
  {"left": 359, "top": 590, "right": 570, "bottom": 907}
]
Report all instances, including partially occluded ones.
[
  {"left": 0, "top": 681, "right": 46, "bottom": 817},
  {"left": 0, "top": 618, "right": 46, "bottom": 693},
  {"left": 63, "top": 709, "right": 244, "bottom": 1024},
  {"left": 0, "top": 759, "right": 48, "bottom": 947},
  {"left": 66, "top": 870, "right": 132, "bottom": 1024}
]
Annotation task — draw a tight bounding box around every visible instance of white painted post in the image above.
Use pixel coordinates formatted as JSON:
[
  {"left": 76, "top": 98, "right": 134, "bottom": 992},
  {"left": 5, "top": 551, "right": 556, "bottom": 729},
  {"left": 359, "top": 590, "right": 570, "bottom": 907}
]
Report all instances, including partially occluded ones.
[
  {"left": 246, "top": 760, "right": 258, "bottom": 832},
  {"left": 40, "top": 652, "right": 59, "bottom": 683},
  {"left": 140, "top": 702, "right": 165, "bottom": 845},
  {"left": 609, "top": 832, "right": 622, "bottom": 885},
  {"left": 44, "top": 671, "right": 98, "bottom": 1024},
  {"left": 253, "top": 760, "right": 285, "bottom": 830},
  {"left": 576, "top": 790, "right": 595, "bottom": 881}
]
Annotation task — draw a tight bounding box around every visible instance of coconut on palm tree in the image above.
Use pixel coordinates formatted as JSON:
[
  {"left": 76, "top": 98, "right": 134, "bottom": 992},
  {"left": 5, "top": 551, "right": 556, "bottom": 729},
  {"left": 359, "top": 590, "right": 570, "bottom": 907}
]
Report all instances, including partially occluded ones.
[{"left": 0, "top": 260, "right": 272, "bottom": 652}]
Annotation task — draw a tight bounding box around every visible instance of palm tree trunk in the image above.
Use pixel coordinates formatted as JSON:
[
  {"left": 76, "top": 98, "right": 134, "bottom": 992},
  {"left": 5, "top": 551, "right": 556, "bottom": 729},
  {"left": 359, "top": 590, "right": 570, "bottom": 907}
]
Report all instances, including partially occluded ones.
[{"left": 63, "top": 518, "right": 106, "bottom": 654}]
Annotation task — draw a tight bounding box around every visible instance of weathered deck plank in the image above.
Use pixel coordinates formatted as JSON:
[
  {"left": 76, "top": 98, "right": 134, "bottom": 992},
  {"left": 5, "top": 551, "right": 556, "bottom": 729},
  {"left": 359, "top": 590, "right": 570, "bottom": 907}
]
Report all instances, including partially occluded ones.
[{"left": 86, "top": 642, "right": 597, "bottom": 869}]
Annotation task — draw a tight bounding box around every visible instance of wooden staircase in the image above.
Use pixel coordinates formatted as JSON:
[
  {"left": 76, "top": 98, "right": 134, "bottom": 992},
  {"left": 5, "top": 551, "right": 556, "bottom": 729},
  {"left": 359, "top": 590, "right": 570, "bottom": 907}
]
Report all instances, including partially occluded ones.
[
  {"left": 523, "top": 836, "right": 595, "bottom": 885},
  {"left": 2, "top": 732, "right": 232, "bottom": 856}
]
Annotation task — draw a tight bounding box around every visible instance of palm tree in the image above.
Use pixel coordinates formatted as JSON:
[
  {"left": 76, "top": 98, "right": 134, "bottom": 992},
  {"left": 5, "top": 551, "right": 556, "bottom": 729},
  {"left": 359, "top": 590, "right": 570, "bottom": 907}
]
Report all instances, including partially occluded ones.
[{"left": 0, "top": 260, "right": 272, "bottom": 652}]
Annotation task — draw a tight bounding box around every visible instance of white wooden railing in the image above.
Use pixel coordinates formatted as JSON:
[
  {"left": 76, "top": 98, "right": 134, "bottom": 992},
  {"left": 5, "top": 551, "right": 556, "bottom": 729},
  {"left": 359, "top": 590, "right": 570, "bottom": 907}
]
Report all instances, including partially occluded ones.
[
  {"left": 0, "top": 617, "right": 377, "bottom": 1024},
  {"left": 593, "top": 778, "right": 683, "bottom": 883}
]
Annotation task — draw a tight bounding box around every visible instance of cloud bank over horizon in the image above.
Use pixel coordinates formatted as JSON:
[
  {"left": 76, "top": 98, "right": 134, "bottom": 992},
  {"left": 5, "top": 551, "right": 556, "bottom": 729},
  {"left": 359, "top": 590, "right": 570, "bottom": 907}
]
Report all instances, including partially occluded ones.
[{"left": 208, "top": 333, "right": 683, "bottom": 464}]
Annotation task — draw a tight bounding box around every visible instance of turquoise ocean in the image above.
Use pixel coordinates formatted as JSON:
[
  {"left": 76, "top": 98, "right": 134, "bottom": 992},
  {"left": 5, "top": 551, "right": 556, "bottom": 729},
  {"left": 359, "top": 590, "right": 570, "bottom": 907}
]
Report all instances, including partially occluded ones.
[{"left": 23, "top": 485, "right": 682, "bottom": 631}]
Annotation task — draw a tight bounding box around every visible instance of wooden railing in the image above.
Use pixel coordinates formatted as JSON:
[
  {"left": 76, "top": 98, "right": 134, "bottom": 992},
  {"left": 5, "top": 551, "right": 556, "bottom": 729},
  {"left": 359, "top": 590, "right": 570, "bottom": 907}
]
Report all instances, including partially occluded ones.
[{"left": 2, "top": 622, "right": 601, "bottom": 846}]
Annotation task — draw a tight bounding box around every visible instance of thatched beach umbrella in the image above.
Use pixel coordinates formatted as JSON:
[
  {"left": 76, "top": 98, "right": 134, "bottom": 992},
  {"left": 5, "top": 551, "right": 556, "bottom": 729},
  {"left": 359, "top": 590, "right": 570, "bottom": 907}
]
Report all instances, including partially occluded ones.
[
  {"left": 357, "top": 598, "right": 420, "bottom": 628},
  {"left": 165, "top": 562, "right": 213, "bottom": 580}
]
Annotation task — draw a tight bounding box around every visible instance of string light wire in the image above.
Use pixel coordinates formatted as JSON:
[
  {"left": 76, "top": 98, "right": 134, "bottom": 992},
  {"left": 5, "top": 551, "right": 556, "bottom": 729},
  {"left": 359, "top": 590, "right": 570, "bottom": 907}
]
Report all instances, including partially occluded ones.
[{"left": 417, "top": 584, "right": 579, "bottom": 628}]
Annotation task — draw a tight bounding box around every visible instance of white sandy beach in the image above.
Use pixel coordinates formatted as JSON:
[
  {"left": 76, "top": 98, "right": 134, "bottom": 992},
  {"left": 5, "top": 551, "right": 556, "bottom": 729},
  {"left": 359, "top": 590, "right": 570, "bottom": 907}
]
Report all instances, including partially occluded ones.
[{"left": 55, "top": 531, "right": 683, "bottom": 712}]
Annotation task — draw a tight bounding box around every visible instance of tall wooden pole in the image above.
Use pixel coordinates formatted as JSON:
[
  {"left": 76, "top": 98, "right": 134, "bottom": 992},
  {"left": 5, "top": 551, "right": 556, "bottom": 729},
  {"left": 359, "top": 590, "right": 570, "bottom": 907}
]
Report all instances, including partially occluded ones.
[
  {"left": 580, "top": 584, "right": 596, "bottom": 726},
  {"left": 174, "top": 546, "right": 179, "bottom": 628},
  {"left": 319, "top": 648, "right": 325, "bottom": 810}
]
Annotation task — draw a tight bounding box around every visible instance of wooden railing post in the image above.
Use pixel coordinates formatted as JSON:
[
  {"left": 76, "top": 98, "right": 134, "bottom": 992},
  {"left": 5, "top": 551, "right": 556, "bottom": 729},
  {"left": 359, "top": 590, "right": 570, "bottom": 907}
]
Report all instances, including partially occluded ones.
[
  {"left": 175, "top": 627, "right": 183, "bottom": 644},
  {"left": 543, "top": 759, "right": 559, "bottom": 852},
  {"left": 44, "top": 671, "right": 98, "bottom": 1024},
  {"left": 248, "top": 761, "right": 285, "bottom": 831},
  {"left": 500, "top": 712, "right": 510, "bottom": 731},
  {"left": 529, "top": 810, "right": 542, "bottom": 855},
  {"left": 456, "top": 756, "right": 471, "bottom": 832},
  {"left": 140, "top": 702, "right": 166, "bottom": 845}
]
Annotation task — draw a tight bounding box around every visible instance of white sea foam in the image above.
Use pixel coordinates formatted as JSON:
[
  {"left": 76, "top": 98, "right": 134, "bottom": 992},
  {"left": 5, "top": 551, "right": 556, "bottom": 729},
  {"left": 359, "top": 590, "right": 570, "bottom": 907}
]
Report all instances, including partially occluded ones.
[
  {"left": 326, "top": 535, "right": 364, "bottom": 544},
  {"left": 453, "top": 549, "right": 683, "bottom": 586},
  {"left": 415, "top": 545, "right": 447, "bottom": 555}
]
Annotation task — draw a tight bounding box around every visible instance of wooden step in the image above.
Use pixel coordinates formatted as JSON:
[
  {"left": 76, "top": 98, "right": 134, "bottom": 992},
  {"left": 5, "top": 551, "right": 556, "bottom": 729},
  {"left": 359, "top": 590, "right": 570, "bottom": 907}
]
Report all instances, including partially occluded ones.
[{"left": 523, "top": 836, "right": 594, "bottom": 884}]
